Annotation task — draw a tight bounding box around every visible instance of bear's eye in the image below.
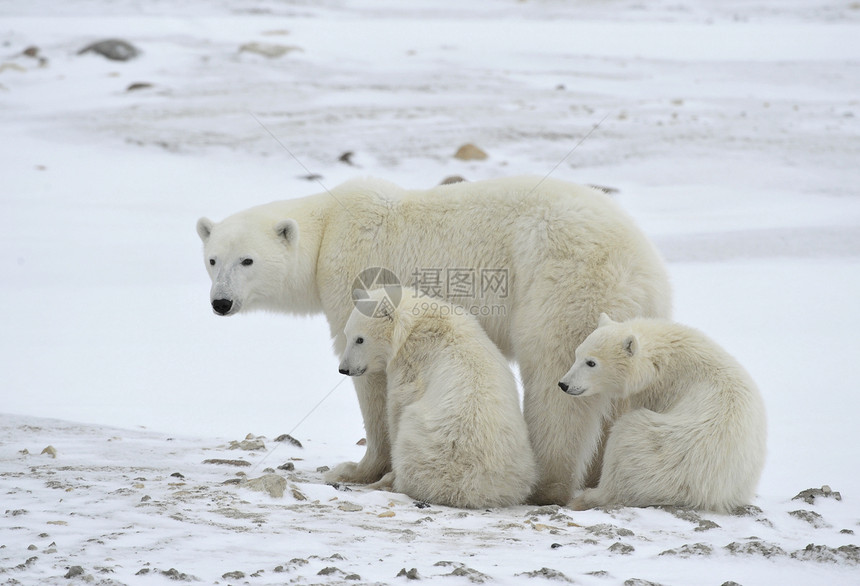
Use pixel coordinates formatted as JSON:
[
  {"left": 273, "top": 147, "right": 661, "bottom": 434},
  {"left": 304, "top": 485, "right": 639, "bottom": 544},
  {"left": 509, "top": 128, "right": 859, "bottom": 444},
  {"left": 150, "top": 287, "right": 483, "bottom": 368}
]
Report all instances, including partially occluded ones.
[
  {"left": 209, "top": 258, "right": 215, "bottom": 266},
  {"left": 586, "top": 360, "right": 597, "bottom": 368},
  {"left": 241, "top": 258, "right": 253, "bottom": 266},
  {"left": 356, "top": 337, "right": 364, "bottom": 345}
]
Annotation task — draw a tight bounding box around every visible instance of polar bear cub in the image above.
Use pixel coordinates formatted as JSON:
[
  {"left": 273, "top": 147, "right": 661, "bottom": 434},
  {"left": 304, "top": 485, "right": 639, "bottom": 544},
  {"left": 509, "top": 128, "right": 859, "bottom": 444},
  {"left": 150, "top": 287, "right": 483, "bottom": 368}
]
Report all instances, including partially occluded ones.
[
  {"left": 339, "top": 288, "right": 537, "bottom": 508},
  {"left": 559, "top": 314, "right": 766, "bottom": 513}
]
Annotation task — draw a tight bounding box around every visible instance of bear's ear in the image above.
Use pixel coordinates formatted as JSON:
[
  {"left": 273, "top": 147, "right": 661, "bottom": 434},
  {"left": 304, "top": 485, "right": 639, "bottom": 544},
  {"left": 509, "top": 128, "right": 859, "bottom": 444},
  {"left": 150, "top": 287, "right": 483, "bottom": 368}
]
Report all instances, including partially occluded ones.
[
  {"left": 275, "top": 219, "right": 299, "bottom": 246},
  {"left": 196, "top": 217, "right": 214, "bottom": 242},
  {"left": 598, "top": 312, "right": 614, "bottom": 328},
  {"left": 623, "top": 334, "right": 638, "bottom": 357}
]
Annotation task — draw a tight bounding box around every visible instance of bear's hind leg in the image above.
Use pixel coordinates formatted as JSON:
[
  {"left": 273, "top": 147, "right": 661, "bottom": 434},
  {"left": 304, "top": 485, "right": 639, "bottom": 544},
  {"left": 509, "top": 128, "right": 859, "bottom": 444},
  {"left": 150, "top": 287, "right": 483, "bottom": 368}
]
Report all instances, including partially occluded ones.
[{"left": 570, "top": 488, "right": 611, "bottom": 511}]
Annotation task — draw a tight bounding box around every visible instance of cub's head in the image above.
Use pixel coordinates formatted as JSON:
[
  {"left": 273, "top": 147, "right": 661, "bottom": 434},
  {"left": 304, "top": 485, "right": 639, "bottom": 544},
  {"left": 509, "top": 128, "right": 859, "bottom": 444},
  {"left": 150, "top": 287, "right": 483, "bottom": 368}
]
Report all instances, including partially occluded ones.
[
  {"left": 338, "top": 289, "right": 402, "bottom": 377},
  {"left": 558, "top": 313, "right": 639, "bottom": 398},
  {"left": 196, "top": 212, "right": 304, "bottom": 316}
]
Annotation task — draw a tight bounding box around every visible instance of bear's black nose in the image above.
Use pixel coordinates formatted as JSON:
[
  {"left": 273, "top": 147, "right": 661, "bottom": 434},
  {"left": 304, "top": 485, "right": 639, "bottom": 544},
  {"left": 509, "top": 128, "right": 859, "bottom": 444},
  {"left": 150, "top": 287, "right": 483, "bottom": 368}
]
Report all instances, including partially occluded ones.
[
  {"left": 212, "top": 299, "right": 233, "bottom": 315},
  {"left": 558, "top": 381, "right": 569, "bottom": 392},
  {"left": 338, "top": 368, "right": 350, "bottom": 375}
]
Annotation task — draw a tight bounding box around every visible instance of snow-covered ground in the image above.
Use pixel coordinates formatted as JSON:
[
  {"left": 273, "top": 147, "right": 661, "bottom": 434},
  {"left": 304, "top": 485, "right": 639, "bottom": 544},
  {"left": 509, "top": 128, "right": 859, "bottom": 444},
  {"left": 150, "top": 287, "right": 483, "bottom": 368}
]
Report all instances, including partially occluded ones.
[{"left": 2, "top": 1, "right": 859, "bottom": 584}]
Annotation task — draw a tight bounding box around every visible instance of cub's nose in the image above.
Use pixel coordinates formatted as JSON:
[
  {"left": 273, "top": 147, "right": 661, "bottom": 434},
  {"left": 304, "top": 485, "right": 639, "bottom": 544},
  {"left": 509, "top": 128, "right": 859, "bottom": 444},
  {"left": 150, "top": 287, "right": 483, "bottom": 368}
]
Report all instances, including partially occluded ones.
[
  {"left": 212, "top": 299, "right": 233, "bottom": 315},
  {"left": 338, "top": 368, "right": 350, "bottom": 375},
  {"left": 558, "top": 381, "right": 569, "bottom": 392}
]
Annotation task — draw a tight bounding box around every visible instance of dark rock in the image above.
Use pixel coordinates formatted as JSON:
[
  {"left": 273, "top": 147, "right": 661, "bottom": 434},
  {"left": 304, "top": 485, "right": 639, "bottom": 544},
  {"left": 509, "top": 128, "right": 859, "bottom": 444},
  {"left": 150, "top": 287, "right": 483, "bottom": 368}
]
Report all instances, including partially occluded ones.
[
  {"left": 318, "top": 566, "right": 339, "bottom": 576},
  {"left": 440, "top": 175, "right": 467, "bottom": 185},
  {"left": 659, "top": 543, "right": 713, "bottom": 557},
  {"left": 278, "top": 462, "right": 295, "bottom": 471},
  {"left": 126, "top": 82, "right": 153, "bottom": 92},
  {"left": 790, "top": 543, "right": 860, "bottom": 565},
  {"left": 588, "top": 184, "right": 620, "bottom": 195},
  {"left": 161, "top": 567, "right": 197, "bottom": 580},
  {"left": 789, "top": 509, "right": 831, "bottom": 528},
  {"left": 274, "top": 434, "right": 303, "bottom": 448},
  {"left": 792, "top": 486, "right": 842, "bottom": 505},
  {"left": 397, "top": 567, "right": 420, "bottom": 579},
  {"left": 170, "top": 472, "right": 185, "bottom": 479},
  {"left": 732, "top": 504, "right": 764, "bottom": 517},
  {"left": 694, "top": 519, "right": 721, "bottom": 532},
  {"left": 202, "top": 458, "right": 250, "bottom": 467},
  {"left": 78, "top": 39, "right": 140, "bottom": 61},
  {"left": 65, "top": 566, "right": 84, "bottom": 578},
  {"left": 609, "top": 542, "right": 635, "bottom": 555},
  {"left": 434, "top": 561, "right": 490, "bottom": 583},
  {"left": 517, "top": 567, "right": 572, "bottom": 581},
  {"left": 222, "top": 570, "right": 245, "bottom": 579},
  {"left": 526, "top": 505, "right": 560, "bottom": 517},
  {"left": 339, "top": 151, "right": 355, "bottom": 165},
  {"left": 725, "top": 540, "right": 786, "bottom": 558},
  {"left": 585, "top": 524, "right": 634, "bottom": 538},
  {"left": 414, "top": 501, "right": 430, "bottom": 509}
]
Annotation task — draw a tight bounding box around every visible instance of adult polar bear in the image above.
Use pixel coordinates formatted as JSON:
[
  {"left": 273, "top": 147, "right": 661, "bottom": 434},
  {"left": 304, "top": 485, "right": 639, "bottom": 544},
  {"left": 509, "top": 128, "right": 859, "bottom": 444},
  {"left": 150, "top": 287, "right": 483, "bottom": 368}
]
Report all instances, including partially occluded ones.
[{"left": 196, "top": 176, "right": 671, "bottom": 505}]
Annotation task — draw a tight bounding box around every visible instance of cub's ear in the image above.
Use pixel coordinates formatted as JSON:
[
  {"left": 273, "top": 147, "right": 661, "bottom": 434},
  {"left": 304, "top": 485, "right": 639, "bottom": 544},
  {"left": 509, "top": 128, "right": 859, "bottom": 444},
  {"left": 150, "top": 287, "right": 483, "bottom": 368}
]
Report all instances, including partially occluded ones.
[
  {"left": 597, "top": 312, "right": 614, "bottom": 328},
  {"left": 196, "top": 217, "right": 214, "bottom": 242},
  {"left": 623, "top": 334, "right": 638, "bottom": 357},
  {"left": 275, "top": 219, "right": 299, "bottom": 245}
]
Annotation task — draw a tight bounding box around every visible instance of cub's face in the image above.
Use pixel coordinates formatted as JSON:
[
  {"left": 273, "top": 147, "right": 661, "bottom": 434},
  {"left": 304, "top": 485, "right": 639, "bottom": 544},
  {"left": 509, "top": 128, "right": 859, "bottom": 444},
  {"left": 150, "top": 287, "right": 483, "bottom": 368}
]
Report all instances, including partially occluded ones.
[
  {"left": 559, "top": 317, "right": 639, "bottom": 398},
  {"left": 196, "top": 216, "right": 299, "bottom": 316},
  {"left": 339, "top": 309, "right": 390, "bottom": 377}
]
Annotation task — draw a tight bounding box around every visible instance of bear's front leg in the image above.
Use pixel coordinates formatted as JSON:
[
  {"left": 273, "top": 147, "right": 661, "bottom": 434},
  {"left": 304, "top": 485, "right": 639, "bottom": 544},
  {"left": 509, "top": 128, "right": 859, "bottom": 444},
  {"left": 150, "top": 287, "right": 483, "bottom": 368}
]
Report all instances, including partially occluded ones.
[{"left": 323, "top": 371, "right": 391, "bottom": 484}]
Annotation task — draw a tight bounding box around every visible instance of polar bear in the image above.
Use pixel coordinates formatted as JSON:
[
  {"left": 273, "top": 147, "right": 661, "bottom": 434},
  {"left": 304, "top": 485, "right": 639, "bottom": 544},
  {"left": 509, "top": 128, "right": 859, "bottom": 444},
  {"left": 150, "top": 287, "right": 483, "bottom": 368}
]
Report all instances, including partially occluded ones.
[
  {"left": 196, "top": 176, "right": 671, "bottom": 505},
  {"left": 338, "top": 288, "right": 537, "bottom": 507},
  {"left": 558, "top": 314, "right": 767, "bottom": 513}
]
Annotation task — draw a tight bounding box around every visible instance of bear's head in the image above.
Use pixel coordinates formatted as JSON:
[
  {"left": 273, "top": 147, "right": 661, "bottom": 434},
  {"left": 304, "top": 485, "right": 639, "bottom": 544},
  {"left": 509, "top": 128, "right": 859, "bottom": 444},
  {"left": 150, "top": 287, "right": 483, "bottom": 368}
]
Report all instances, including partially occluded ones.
[
  {"left": 339, "top": 288, "right": 412, "bottom": 376},
  {"left": 197, "top": 211, "right": 312, "bottom": 316},
  {"left": 558, "top": 313, "right": 639, "bottom": 398}
]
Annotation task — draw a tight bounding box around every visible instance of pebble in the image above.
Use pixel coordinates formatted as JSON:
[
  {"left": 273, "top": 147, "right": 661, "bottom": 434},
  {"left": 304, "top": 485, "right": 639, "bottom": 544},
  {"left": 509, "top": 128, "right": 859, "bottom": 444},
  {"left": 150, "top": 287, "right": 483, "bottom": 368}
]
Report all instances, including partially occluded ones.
[
  {"left": 239, "top": 42, "right": 302, "bottom": 58},
  {"left": 397, "top": 567, "right": 420, "bottom": 579},
  {"left": 453, "top": 143, "right": 488, "bottom": 161},
  {"left": 275, "top": 434, "right": 303, "bottom": 448},
  {"left": 244, "top": 474, "right": 287, "bottom": 498},
  {"left": 78, "top": 39, "right": 140, "bottom": 61},
  {"left": 202, "top": 458, "right": 250, "bottom": 467}
]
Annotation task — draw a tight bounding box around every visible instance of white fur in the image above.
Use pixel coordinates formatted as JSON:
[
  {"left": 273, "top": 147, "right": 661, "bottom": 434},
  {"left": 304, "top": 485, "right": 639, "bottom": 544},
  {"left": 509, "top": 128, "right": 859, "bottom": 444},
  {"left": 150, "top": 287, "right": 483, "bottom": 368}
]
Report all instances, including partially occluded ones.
[
  {"left": 340, "top": 289, "right": 537, "bottom": 508},
  {"left": 559, "top": 314, "right": 767, "bottom": 513},
  {"left": 197, "top": 176, "right": 671, "bottom": 504}
]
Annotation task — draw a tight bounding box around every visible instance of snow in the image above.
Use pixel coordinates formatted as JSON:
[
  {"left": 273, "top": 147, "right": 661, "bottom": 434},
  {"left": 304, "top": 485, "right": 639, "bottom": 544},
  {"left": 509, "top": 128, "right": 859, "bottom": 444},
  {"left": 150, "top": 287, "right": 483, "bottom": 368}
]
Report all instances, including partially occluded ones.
[{"left": 1, "top": 0, "right": 859, "bottom": 584}]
